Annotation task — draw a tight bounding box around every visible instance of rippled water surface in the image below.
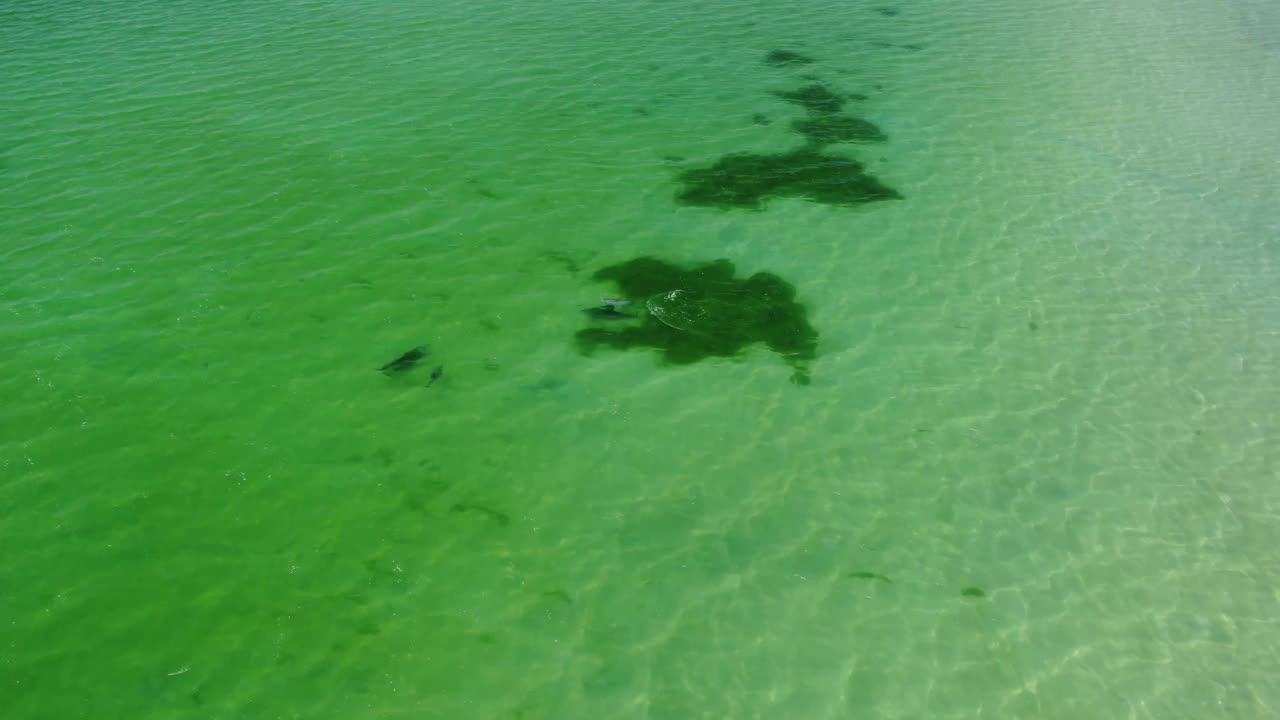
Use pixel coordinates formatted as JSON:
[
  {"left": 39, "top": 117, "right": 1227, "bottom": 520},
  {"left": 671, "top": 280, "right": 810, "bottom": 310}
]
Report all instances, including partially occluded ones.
[{"left": 3, "top": 1, "right": 1280, "bottom": 718}]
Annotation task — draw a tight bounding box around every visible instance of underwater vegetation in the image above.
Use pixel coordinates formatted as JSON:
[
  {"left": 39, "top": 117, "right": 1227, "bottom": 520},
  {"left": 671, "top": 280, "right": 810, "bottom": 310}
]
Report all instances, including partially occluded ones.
[
  {"left": 792, "top": 114, "right": 887, "bottom": 146},
  {"left": 676, "top": 149, "right": 900, "bottom": 209},
  {"left": 674, "top": 61, "right": 896, "bottom": 210},
  {"left": 774, "top": 83, "right": 888, "bottom": 148},
  {"left": 575, "top": 257, "right": 818, "bottom": 384},
  {"left": 772, "top": 83, "right": 848, "bottom": 115}
]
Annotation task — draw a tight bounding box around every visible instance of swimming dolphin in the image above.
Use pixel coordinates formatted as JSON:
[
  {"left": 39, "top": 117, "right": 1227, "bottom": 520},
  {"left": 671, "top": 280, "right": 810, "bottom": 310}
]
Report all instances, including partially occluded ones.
[
  {"left": 379, "top": 346, "right": 428, "bottom": 373},
  {"left": 584, "top": 305, "right": 636, "bottom": 321}
]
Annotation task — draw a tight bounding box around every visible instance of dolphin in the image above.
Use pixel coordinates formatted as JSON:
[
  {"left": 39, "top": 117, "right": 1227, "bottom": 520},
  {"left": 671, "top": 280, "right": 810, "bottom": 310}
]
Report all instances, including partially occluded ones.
[
  {"left": 379, "top": 346, "right": 428, "bottom": 374},
  {"left": 584, "top": 306, "right": 636, "bottom": 321}
]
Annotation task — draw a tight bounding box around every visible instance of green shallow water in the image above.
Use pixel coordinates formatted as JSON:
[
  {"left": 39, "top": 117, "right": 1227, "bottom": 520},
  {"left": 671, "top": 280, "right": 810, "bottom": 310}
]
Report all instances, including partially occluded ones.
[{"left": 3, "top": 0, "right": 1280, "bottom": 718}]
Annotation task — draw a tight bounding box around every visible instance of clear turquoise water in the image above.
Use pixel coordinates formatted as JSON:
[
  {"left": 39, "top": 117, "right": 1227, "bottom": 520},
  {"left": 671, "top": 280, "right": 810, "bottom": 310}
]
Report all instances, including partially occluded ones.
[{"left": 3, "top": 1, "right": 1280, "bottom": 718}]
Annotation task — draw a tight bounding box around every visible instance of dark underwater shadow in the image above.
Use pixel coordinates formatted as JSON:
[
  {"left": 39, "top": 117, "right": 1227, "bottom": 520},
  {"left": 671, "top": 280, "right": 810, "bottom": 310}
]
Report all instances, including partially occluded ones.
[
  {"left": 675, "top": 148, "right": 899, "bottom": 210},
  {"left": 575, "top": 257, "right": 818, "bottom": 384}
]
